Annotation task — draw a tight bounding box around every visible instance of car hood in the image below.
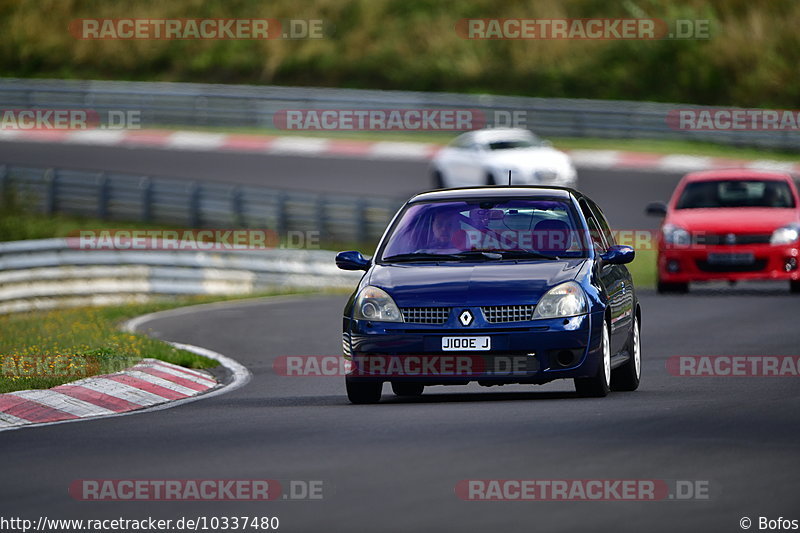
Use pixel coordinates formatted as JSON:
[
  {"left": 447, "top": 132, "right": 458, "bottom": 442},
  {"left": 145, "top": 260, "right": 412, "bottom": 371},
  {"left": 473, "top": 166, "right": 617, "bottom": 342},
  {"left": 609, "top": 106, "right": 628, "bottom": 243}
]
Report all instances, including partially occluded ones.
[
  {"left": 667, "top": 207, "right": 799, "bottom": 233},
  {"left": 483, "top": 147, "right": 572, "bottom": 169},
  {"left": 368, "top": 259, "right": 586, "bottom": 307}
]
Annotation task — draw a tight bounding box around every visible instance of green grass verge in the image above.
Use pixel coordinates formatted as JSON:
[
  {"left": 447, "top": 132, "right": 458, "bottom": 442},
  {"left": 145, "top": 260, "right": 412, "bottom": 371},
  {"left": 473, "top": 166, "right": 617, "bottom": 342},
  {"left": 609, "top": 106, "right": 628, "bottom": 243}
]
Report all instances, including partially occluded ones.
[
  {"left": 0, "top": 211, "right": 177, "bottom": 242},
  {"left": 627, "top": 249, "right": 657, "bottom": 290},
  {"left": 0, "top": 290, "right": 324, "bottom": 394}
]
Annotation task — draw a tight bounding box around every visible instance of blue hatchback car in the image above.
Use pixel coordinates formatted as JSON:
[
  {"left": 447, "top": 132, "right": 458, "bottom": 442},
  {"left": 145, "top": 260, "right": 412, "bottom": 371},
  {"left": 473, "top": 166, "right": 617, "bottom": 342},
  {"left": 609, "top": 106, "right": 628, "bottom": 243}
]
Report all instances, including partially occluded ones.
[{"left": 336, "top": 186, "right": 641, "bottom": 404}]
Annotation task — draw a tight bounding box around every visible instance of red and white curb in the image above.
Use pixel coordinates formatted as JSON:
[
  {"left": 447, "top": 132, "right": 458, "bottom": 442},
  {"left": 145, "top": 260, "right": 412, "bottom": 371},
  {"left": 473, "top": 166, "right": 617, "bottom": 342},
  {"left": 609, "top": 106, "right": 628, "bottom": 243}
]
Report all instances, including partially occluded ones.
[
  {"left": 0, "top": 343, "right": 250, "bottom": 432},
  {"left": 2, "top": 128, "right": 798, "bottom": 173},
  {"left": 0, "top": 128, "right": 441, "bottom": 161}
]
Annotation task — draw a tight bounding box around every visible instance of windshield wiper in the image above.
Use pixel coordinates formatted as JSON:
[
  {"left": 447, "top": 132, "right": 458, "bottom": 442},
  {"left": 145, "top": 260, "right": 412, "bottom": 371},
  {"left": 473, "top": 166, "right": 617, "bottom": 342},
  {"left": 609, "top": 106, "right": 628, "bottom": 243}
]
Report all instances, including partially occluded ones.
[
  {"left": 480, "top": 249, "right": 562, "bottom": 260},
  {"left": 381, "top": 252, "right": 465, "bottom": 262},
  {"left": 382, "top": 250, "right": 560, "bottom": 263},
  {"left": 453, "top": 251, "right": 503, "bottom": 260}
]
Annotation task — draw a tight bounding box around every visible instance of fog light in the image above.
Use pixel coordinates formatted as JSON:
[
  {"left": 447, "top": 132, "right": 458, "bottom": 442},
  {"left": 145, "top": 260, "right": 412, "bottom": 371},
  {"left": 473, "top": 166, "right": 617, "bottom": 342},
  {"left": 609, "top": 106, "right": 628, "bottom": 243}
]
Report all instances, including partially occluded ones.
[
  {"left": 667, "top": 260, "right": 681, "bottom": 273},
  {"left": 785, "top": 257, "right": 798, "bottom": 272},
  {"left": 556, "top": 350, "right": 575, "bottom": 367}
]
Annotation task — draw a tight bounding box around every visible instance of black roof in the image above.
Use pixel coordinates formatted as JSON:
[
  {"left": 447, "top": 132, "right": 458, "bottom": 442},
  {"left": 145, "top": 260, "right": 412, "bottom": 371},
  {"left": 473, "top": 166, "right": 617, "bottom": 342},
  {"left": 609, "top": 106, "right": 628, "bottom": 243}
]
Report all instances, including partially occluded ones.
[{"left": 408, "top": 186, "right": 582, "bottom": 203}]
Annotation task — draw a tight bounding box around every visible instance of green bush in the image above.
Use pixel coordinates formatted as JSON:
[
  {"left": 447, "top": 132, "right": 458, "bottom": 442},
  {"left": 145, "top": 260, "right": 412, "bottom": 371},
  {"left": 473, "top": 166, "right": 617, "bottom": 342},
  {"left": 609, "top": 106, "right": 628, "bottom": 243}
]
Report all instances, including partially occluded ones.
[{"left": 1, "top": 0, "right": 798, "bottom": 107}]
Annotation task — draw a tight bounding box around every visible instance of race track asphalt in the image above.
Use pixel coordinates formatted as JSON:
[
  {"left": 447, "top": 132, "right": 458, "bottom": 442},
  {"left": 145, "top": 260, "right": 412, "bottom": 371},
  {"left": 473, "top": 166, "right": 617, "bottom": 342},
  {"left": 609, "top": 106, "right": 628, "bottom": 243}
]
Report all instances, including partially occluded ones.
[
  {"left": 0, "top": 139, "right": 681, "bottom": 229},
  {"left": 1, "top": 140, "right": 798, "bottom": 532}
]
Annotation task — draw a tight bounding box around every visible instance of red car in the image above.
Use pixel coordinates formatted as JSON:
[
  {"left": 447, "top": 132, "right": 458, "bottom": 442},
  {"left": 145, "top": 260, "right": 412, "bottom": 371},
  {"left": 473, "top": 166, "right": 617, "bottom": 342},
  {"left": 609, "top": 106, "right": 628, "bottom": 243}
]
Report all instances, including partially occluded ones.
[{"left": 646, "top": 169, "right": 800, "bottom": 293}]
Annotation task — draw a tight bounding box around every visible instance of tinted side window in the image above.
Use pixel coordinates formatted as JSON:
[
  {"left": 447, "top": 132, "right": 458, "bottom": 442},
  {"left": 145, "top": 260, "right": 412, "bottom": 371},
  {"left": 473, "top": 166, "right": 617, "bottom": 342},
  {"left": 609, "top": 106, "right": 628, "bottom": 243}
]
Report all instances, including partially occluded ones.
[
  {"left": 579, "top": 199, "right": 608, "bottom": 253},
  {"left": 588, "top": 200, "right": 615, "bottom": 247}
]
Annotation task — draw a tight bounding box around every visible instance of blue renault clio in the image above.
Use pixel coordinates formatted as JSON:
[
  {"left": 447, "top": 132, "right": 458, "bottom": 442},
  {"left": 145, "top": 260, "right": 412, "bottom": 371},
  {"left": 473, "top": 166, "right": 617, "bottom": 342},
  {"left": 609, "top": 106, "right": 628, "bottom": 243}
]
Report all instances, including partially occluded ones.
[{"left": 336, "top": 186, "right": 640, "bottom": 404}]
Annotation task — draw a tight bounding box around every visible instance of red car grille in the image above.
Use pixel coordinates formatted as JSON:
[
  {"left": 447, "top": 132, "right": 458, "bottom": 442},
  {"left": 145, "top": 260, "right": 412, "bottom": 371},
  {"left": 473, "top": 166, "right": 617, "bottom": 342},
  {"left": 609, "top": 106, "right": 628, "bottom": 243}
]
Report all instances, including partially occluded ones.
[
  {"left": 695, "top": 259, "right": 768, "bottom": 273},
  {"left": 695, "top": 233, "right": 772, "bottom": 246}
]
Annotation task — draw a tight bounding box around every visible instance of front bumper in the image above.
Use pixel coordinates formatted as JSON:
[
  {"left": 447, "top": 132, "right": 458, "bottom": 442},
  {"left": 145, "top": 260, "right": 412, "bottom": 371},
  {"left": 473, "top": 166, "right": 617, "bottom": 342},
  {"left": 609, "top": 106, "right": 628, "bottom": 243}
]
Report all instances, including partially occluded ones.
[
  {"left": 343, "top": 310, "right": 604, "bottom": 385},
  {"left": 658, "top": 244, "right": 800, "bottom": 283}
]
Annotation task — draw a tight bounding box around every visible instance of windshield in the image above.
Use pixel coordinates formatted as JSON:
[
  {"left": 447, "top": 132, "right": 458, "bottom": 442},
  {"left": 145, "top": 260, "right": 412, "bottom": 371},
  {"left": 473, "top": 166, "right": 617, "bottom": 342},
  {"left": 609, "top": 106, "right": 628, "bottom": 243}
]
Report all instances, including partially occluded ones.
[
  {"left": 487, "top": 137, "right": 540, "bottom": 150},
  {"left": 380, "top": 198, "right": 587, "bottom": 261},
  {"left": 676, "top": 179, "right": 796, "bottom": 209}
]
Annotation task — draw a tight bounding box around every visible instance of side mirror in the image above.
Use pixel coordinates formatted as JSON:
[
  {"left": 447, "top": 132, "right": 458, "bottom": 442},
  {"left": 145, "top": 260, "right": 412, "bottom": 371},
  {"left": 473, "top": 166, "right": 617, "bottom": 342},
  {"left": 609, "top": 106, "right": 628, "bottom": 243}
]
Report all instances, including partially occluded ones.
[
  {"left": 645, "top": 201, "right": 668, "bottom": 217},
  {"left": 336, "top": 250, "right": 370, "bottom": 271},
  {"left": 601, "top": 245, "right": 635, "bottom": 265}
]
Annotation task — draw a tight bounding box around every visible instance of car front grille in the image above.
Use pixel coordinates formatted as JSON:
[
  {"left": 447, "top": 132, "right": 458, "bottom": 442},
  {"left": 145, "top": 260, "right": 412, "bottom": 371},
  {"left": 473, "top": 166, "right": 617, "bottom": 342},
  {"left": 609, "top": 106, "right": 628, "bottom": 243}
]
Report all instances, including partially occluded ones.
[
  {"left": 696, "top": 259, "right": 768, "bottom": 273},
  {"left": 696, "top": 233, "right": 772, "bottom": 246},
  {"left": 401, "top": 307, "right": 450, "bottom": 324},
  {"left": 481, "top": 305, "right": 536, "bottom": 323},
  {"left": 342, "top": 332, "right": 352, "bottom": 356}
]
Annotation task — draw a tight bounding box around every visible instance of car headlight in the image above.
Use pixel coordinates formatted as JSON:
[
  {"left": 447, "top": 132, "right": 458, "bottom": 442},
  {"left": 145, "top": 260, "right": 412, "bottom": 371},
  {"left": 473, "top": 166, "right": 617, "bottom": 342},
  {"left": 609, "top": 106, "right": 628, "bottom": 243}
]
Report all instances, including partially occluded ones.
[
  {"left": 534, "top": 169, "right": 558, "bottom": 182},
  {"left": 353, "top": 286, "right": 403, "bottom": 322},
  {"left": 770, "top": 223, "right": 800, "bottom": 245},
  {"left": 662, "top": 224, "right": 691, "bottom": 246},
  {"left": 532, "top": 281, "right": 588, "bottom": 319}
]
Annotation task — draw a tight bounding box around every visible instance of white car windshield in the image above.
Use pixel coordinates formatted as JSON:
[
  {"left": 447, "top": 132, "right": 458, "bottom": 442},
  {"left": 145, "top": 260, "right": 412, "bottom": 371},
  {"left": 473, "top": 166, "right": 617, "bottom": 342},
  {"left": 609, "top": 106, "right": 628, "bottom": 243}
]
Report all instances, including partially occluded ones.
[{"left": 487, "top": 138, "right": 540, "bottom": 150}]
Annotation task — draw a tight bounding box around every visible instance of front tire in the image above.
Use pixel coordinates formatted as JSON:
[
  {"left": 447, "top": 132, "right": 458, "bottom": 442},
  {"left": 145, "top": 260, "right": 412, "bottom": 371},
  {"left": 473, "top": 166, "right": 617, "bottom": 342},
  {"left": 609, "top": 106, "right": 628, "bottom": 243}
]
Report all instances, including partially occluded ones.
[
  {"left": 611, "top": 314, "right": 641, "bottom": 391},
  {"left": 575, "top": 319, "right": 611, "bottom": 398},
  {"left": 346, "top": 378, "right": 382, "bottom": 404},
  {"left": 391, "top": 382, "right": 424, "bottom": 397}
]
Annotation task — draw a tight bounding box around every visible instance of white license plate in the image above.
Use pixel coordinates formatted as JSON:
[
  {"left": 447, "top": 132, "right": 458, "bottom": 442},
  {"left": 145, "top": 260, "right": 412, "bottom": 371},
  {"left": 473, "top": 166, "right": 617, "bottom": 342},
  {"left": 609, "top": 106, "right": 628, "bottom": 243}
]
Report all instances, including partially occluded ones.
[
  {"left": 707, "top": 252, "right": 755, "bottom": 265},
  {"left": 441, "top": 336, "right": 491, "bottom": 351}
]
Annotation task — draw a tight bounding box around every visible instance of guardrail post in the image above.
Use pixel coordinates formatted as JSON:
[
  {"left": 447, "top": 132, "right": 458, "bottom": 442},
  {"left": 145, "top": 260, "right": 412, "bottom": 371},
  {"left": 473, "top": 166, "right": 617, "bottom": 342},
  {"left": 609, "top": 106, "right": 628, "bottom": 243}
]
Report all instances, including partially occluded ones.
[
  {"left": 276, "top": 192, "right": 288, "bottom": 237},
  {"left": 356, "top": 198, "right": 368, "bottom": 244},
  {"left": 316, "top": 195, "right": 328, "bottom": 243},
  {"left": 44, "top": 168, "right": 57, "bottom": 215},
  {"left": 97, "top": 172, "right": 110, "bottom": 220},
  {"left": 189, "top": 182, "right": 202, "bottom": 227},
  {"left": 231, "top": 186, "right": 244, "bottom": 227},
  {"left": 140, "top": 177, "right": 153, "bottom": 222},
  {"left": 575, "top": 112, "right": 585, "bottom": 137}
]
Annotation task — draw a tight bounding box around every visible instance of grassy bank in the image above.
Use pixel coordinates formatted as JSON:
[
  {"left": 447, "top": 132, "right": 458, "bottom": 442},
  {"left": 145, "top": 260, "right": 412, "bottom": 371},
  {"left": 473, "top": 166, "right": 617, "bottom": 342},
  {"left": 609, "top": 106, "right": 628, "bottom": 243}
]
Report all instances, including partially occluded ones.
[
  {"left": 2, "top": 0, "right": 799, "bottom": 108},
  {"left": 0, "top": 291, "right": 320, "bottom": 394},
  {"left": 627, "top": 249, "right": 657, "bottom": 290},
  {"left": 0, "top": 301, "right": 217, "bottom": 393}
]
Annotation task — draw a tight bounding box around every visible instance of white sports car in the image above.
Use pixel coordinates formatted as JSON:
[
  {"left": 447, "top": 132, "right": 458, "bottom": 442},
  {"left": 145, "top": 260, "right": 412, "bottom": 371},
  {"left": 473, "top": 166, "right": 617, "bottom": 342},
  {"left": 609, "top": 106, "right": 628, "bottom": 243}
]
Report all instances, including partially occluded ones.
[{"left": 430, "top": 128, "right": 577, "bottom": 189}]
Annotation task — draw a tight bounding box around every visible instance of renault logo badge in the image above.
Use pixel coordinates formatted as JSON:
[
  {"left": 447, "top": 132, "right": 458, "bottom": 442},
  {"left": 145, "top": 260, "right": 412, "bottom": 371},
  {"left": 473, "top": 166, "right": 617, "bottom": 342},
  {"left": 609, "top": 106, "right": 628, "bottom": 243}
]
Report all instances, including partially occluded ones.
[{"left": 458, "top": 310, "right": 474, "bottom": 326}]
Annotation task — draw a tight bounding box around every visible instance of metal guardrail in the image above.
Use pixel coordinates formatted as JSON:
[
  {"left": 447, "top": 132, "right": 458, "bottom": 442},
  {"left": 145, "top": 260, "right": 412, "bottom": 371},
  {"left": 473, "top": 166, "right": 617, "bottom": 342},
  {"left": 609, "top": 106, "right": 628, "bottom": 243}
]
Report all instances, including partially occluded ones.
[
  {"left": 0, "top": 78, "right": 797, "bottom": 151},
  {"left": 0, "top": 164, "right": 402, "bottom": 244},
  {"left": 0, "top": 238, "right": 361, "bottom": 314}
]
